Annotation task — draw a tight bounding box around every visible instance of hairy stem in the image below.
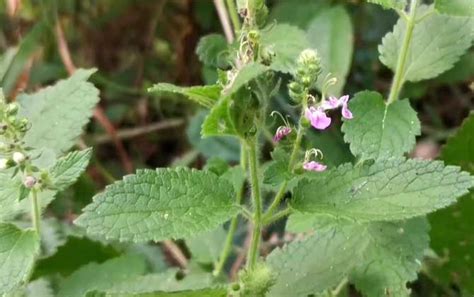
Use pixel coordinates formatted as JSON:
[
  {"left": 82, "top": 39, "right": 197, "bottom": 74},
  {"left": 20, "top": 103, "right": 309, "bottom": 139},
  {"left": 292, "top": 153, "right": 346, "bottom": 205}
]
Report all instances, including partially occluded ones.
[
  {"left": 31, "top": 189, "right": 41, "bottom": 235},
  {"left": 246, "top": 140, "right": 263, "bottom": 269},
  {"left": 226, "top": 0, "right": 241, "bottom": 33},
  {"left": 263, "top": 208, "right": 293, "bottom": 225},
  {"left": 387, "top": 0, "right": 419, "bottom": 104}
]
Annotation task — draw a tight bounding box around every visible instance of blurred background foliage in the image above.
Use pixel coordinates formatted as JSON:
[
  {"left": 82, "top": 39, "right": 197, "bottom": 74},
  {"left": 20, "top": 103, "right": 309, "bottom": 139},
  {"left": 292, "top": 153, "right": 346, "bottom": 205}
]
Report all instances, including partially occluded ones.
[{"left": 0, "top": 0, "right": 473, "bottom": 296}]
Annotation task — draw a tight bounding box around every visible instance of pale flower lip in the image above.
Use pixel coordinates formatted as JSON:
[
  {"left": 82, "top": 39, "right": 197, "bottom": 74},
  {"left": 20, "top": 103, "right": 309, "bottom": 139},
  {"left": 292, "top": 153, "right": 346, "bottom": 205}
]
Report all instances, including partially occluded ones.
[
  {"left": 321, "top": 95, "right": 353, "bottom": 120},
  {"left": 305, "top": 107, "right": 332, "bottom": 130},
  {"left": 303, "top": 161, "right": 327, "bottom": 172}
]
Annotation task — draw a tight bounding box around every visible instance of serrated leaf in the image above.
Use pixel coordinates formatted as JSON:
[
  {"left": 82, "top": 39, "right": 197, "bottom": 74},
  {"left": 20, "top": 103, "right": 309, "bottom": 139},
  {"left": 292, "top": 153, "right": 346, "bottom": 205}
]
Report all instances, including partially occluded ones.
[
  {"left": 75, "top": 168, "right": 238, "bottom": 242},
  {"left": 49, "top": 148, "right": 92, "bottom": 191},
  {"left": 187, "top": 227, "right": 227, "bottom": 264},
  {"left": 57, "top": 255, "right": 147, "bottom": 297},
  {"left": 379, "top": 6, "right": 474, "bottom": 82},
  {"left": 341, "top": 91, "right": 420, "bottom": 160},
  {"left": 260, "top": 24, "right": 310, "bottom": 73},
  {"left": 195, "top": 34, "right": 230, "bottom": 68},
  {"left": 148, "top": 83, "right": 221, "bottom": 109},
  {"left": 307, "top": 6, "right": 354, "bottom": 96},
  {"left": 0, "top": 223, "right": 40, "bottom": 294},
  {"left": 286, "top": 214, "right": 428, "bottom": 297},
  {"left": 267, "top": 222, "right": 362, "bottom": 296},
  {"left": 18, "top": 69, "right": 99, "bottom": 155},
  {"left": 187, "top": 110, "right": 240, "bottom": 161},
  {"left": 435, "top": 0, "right": 474, "bottom": 16},
  {"left": 223, "top": 63, "right": 268, "bottom": 96},
  {"left": 292, "top": 159, "right": 473, "bottom": 222},
  {"left": 430, "top": 113, "right": 474, "bottom": 293},
  {"left": 367, "top": 0, "right": 406, "bottom": 10}
]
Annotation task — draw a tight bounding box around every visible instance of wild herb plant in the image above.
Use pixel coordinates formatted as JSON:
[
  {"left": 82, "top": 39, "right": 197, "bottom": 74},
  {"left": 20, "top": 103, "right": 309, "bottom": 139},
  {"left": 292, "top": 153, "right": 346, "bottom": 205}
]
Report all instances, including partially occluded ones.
[{"left": 0, "top": 0, "right": 473, "bottom": 296}]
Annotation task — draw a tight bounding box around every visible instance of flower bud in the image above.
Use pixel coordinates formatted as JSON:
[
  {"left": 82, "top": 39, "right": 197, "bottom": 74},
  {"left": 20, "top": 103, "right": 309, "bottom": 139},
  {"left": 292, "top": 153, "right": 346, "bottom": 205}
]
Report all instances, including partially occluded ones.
[
  {"left": 298, "top": 49, "right": 319, "bottom": 66},
  {"left": 0, "top": 158, "right": 9, "bottom": 170},
  {"left": 23, "top": 176, "right": 37, "bottom": 188},
  {"left": 6, "top": 103, "right": 19, "bottom": 116},
  {"left": 12, "top": 152, "right": 25, "bottom": 164}
]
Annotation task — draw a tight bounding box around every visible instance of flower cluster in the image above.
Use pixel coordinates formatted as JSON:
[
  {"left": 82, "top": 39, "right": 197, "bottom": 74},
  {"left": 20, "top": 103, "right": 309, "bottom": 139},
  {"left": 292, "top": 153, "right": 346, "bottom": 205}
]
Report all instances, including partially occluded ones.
[
  {"left": 288, "top": 49, "right": 322, "bottom": 103},
  {"left": 305, "top": 95, "right": 353, "bottom": 130}
]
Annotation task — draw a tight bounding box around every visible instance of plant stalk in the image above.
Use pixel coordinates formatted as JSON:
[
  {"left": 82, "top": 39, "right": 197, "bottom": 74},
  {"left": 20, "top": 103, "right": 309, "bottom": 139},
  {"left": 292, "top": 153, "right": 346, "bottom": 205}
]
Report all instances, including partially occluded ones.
[
  {"left": 387, "top": 0, "right": 419, "bottom": 104},
  {"left": 246, "top": 140, "right": 263, "bottom": 269},
  {"left": 226, "top": 0, "right": 241, "bottom": 33},
  {"left": 31, "top": 189, "right": 41, "bottom": 235}
]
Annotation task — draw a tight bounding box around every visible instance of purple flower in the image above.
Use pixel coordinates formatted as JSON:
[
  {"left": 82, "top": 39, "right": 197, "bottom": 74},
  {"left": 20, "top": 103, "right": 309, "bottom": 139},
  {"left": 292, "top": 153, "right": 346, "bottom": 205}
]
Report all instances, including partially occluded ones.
[
  {"left": 321, "top": 96, "right": 340, "bottom": 110},
  {"left": 303, "top": 161, "right": 327, "bottom": 172},
  {"left": 273, "top": 126, "right": 292, "bottom": 142},
  {"left": 305, "top": 107, "right": 331, "bottom": 130}
]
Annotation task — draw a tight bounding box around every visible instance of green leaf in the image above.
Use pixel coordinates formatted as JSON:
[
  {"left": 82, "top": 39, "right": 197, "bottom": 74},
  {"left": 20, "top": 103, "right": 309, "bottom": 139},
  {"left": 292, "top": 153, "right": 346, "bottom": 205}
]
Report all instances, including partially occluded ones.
[
  {"left": 440, "top": 112, "right": 474, "bottom": 173},
  {"left": 291, "top": 159, "right": 473, "bottom": 222},
  {"left": 307, "top": 6, "right": 354, "bottom": 96},
  {"left": 429, "top": 113, "right": 474, "bottom": 293},
  {"left": 187, "top": 110, "right": 240, "bottom": 161},
  {"left": 195, "top": 34, "right": 230, "bottom": 68},
  {"left": 18, "top": 69, "right": 100, "bottom": 155},
  {"left": 187, "top": 227, "right": 227, "bottom": 264},
  {"left": 148, "top": 83, "right": 221, "bottom": 109},
  {"left": 220, "top": 166, "right": 246, "bottom": 194},
  {"left": 260, "top": 24, "right": 310, "bottom": 73},
  {"left": 0, "top": 223, "right": 40, "bottom": 294},
  {"left": 267, "top": 222, "right": 362, "bottom": 296},
  {"left": 223, "top": 63, "right": 268, "bottom": 96},
  {"left": 201, "top": 97, "right": 237, "bottom": 137},
  {"left": 0, "top": 48, "right": 17, "bottom": 81},
  {"left": 75, "top": 168, "right": 238, "bottom": 242},
  {"left": 270, "top": 0, "right": 330, "bottom": 28},
  {"left": 88, "top": 288, "right": 227, "bottom": 297},
  {"left": 57, "top": 255, "right": 147, "bottom": 297},
  {"left": 286, "top": 214, "right": 429, "bottom": 297},
  {"left": 435, "top": 0, "right": 474, "bottom": 16},
  {"left": 25, "top": 279, "right": 55, "bottom": 297},
  {"left": 379, "top": 6, "right": 474, "bottom": 82},
  {"left": 367, "top": 0, "right": 406, "bottom": 10},
  {"left": 49, "top": 148, "right": 93, "bottom": 191},
  {"left": 263, "top": 147, "right": 292, "bottom": 186},
  {"left": 341, "top": 91, "right": 420, "bottom": 160}
]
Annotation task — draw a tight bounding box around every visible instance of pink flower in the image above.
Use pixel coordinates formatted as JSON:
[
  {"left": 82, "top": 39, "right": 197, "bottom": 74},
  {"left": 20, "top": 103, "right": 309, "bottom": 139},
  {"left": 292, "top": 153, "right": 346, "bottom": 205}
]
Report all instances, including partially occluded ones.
[
  {"left": 321, "top": 95, "right": 353, "bottom": 120},
  {"left": 273, "top": 126, "right": 292, "bottom": 142},
  {"left": 305, "top": 107, "right": 331, "bottom": 130},
  {"left": 303, "top": 161, "right": 327, "bottom": 172}
]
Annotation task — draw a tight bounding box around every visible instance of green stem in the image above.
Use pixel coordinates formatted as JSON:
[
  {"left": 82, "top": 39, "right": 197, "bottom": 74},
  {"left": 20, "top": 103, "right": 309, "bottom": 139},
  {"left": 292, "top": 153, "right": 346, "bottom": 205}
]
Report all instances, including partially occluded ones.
[
  {"left": 264, "top": 110, "right": 306, "bottom": 217},
  {"left": 226, "top": 0, "right": 241, "bottom": 33},
  {"left": 246, "top": 140, "right": 263, "bottom": 269},
  {"left": 263, "top": 208, "right": 292, "bottom": 225},
  {"left": 387, "top": 0, "right": 419, "bottom": 104},
  {"left": 31, "top": 189, "right": 41, "bottom": 235}
]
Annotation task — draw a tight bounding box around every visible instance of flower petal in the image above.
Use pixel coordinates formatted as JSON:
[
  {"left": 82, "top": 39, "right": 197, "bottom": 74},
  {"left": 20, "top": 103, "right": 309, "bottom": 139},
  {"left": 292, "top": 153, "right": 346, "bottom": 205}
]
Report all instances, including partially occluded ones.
[
  {"left": 311, "top": 109, "right": 331, "bottom": 130},
  {"left": 341, "top": 103, "right": 353, "bottom": 119},
  {"left": 303, "top": 161, "right": 327, "bottom": 172},
  {"left": 321, "top": 97, "right": 340, "bottom": 110}
]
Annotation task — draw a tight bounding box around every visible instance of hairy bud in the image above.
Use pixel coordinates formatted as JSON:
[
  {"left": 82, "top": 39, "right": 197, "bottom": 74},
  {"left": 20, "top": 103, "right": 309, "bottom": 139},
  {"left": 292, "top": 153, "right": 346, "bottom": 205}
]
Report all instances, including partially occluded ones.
[
  {"left": 23, "top": 176, "right": 37, "bottom": 189},
  {"left": 12, "top": 152, "right": 25, "bottom": 164}
]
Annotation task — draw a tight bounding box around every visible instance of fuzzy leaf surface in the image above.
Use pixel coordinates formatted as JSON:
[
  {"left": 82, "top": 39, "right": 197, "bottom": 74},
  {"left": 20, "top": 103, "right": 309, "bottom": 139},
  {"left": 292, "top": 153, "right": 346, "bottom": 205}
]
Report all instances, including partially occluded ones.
[
  {"left": 0, "top": 223, "right": 40, "bottom": 294},
  {"left": 18, "top": 69, "right": 99, "bottom": 154},
  {"left": 435, "top": 0, "right": 474, "bottom": 16},
  {"left": 286, "top": 214, "right": 428, "bottom": 297},
  {"left": 49, "top": 148, "right": 92, "bottom": 191},
  {"left": 148, "top": 83, "right": 221, "bottom": 109},
  {"left": 292, "top": 159, "right": 473, "bottom": 222},
  {"left": 307, "top": 6, "right": 354, "bottom": 96},
  {"left": 379, "top": 7, "right": 474, "bottom": 81},
  {"left": 195, "top": 34, "right": 229, "bottom": 68},
  {"left": 75, "top": 168, "right": 238, "bottom": 242},
  {"left": 341, "top": 91, "right": 420, "bottom": 160},
  {"left": 367, "top": 0, "right": 406, "bottom": 9}
]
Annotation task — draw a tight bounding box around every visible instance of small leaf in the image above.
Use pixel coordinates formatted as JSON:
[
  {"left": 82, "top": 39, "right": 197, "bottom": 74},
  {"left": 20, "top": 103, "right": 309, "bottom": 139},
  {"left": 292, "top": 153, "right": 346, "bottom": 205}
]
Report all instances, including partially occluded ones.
[
  {"left": 19, "top": 184, "right": 31, "bottom": 201},
  {"left": 341, "top": 91, "right": 420, "bottom": 160},
  {"left": 440, "top": 112, "right": 474, "bottom": 172},
  {"left": 292, "top": 159, "right": 473, "bottom": 222},
  {"left": 263, "top": 147, "right": 292, "bottom": 186},
  {"left": 18, "top": 69, "right": 100, "bottom": 155},
  {"left": 57, "top": 255, "right": 147, "bottom": 297},
  {"left": 0, "top": 223, "right": 40, "bottom": 294},
  {"left": 148, "top": 83, "right": 221, "bottom": 109},
  {"left": 307, "top": 6, "right": 354, "bottom": 96},
  {"left": 49, "top": 148, "right": 93, "bottom": 191},
  {"left": 379, "top": 6, "right": 474, "bottom": 81},
  {"left": 196, "top": 34, "right": 230, "bottom": 68},
  {"left": 187, "top": 227, "right": 227, "bottom": 264},
  {"left": 223, "top": 63, "right": 268, "bottom": 96},
  {"left": 367, "top": 0, "right": 406, "bottom": 10},
  {"left": 260, "top": 24, "right": 310, "bottom": 73},
  {"left": 75, "top": 168, "right": 238, "bottom": 242},
  {"left": 435, "top": 0, "right": 474, "bottom": 16},
  {"left": 201, "top": 97, "right": 238, "bottom": 137}
]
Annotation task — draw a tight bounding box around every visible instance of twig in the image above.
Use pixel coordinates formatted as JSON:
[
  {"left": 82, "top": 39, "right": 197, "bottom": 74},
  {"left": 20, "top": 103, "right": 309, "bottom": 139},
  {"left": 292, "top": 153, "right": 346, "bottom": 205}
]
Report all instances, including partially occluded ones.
[
  {"left": 92, "top": 118, "right": 184, "bottom": 144},
  {"left": 213, "top": 0, "right": 235, "bottom": 43},
  {"left": 162, "top": 240, "right": 188, "bottom": 268},
  {"left": 54, "top": 18, "right": 134, "bottom": 173}
]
